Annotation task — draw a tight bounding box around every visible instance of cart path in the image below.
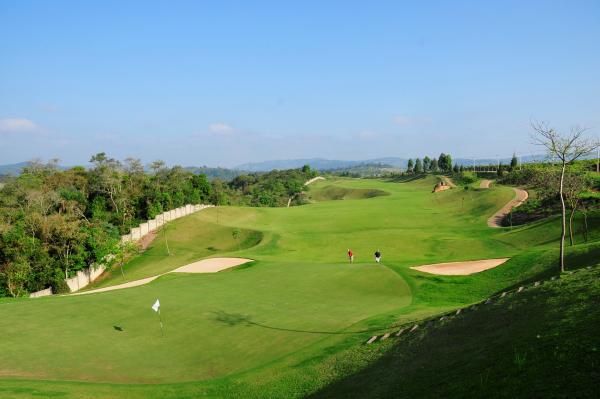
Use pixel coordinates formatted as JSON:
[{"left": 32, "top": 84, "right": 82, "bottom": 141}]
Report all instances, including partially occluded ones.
[
  {"left": 480, "top": 179, "right": 492, "bottom": 188},
  {"left": 487, "top": 187, "right": 529, "bottom": 228},
  {"left": 71, "top": 258, "right": 253, "bottom": 296}
]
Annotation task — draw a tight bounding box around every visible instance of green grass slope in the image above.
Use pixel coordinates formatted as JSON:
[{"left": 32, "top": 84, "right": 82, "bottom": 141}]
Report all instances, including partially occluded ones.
[
  {"left": 0, "top": 176, "right": 598, "bottom": 398},
  {"left": 0, "top": 261, "right": 409, "bottom": 383},
  {"left": 311, "top": 253, "right": 600, "bottom": 398}
]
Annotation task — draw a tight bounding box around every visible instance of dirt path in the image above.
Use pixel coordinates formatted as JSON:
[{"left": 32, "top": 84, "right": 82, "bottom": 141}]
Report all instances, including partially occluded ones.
[
  {"left": 137, "top": 230, "right": 157, "bottom": 251},
  {"left": 480, "top": 179, "right": 492, "bottom": 188},
  {"left": 305, "top": 176, "right": 325, "bottom": 186},
  {"left": 487, "top": 187, "right": 529, "bottom": 228},
  {"left": 411, "top": 258, "right": 509, "bottom": 275},
  {"left": 441, "top": 176, "right": 456, "bottom": 187},
  {"left": 72, "top": 258, "right": 253, "bottom": 296}
]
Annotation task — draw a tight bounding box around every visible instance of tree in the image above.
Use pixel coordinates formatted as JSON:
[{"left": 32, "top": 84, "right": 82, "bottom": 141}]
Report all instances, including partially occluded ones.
[
  {"left": 0, "top": 258, "right": 31, "bottom": 297},
  {"left": 423, "top": 156, "right": 431, "bottom": 172},
  {"left": 510, "top": 153, "right": 518, "bottom": 171},
  {"left": 438, "top": 153, "right": 452, "bottom": 172},
  {"left": 407, "top": 159, "right": 414, "bottom": 173},
  {"left": 453, "top": 164, "right": 460, "bottom": 173},
  {"left": 563, "top": 174, "right": 587, "bottom": 246},
  {"left": 414, "top": 158, "right": 423, "bottom": 174},
  {"left": 430, "top": 158, "right": 439, "bottom": 172},
  {"left": 497, "top": 162, "right": 504, "bottom": 177},
  {"left": 532, "top": 122, "right": 597, "bottom": 272}
]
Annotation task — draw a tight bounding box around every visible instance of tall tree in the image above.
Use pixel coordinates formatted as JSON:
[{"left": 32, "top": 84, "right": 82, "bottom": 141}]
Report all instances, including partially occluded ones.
[
  {"left": 532, "top": 122, "right": 597, "bottom": 272},
  {"left": 510, "top": 153, "right": 518, "bottom": 171},
  {"left": 438, "top": 153, "right": 452, "bottom": 172},
  {"left": 423, "top": 156, "right": 431, "bottom": 172},
  {"left": 414, "top": 158, "right": 423, "bottom": 173},
  {"left": 407, "top": 159, "right": 414, "bottom": 173}
]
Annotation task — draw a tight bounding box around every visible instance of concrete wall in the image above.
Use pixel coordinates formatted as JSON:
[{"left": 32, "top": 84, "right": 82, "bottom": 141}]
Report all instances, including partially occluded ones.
[
  {"left": 65, "top": 203, "right": 213, "bottom": 294},
  {"left": 30, "top": 203, "right": 214, "bottom": 297},
  {"left": 140, "top": 222, "right": 149, "bottom": 236},
  {"left": 65, "top": 264, "right": 107, "bottom": 293},
  {"left": 30, "top": 287, "right": 53, "bottom": 298}
]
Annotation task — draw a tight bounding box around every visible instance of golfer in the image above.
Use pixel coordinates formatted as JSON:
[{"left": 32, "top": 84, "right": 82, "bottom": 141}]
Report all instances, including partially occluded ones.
[
  {"left": 374, "top": 250, "right": 381, "bottom": 263},
  {"left": 347, "top": 249, "right": 354, "bottom": 263}
]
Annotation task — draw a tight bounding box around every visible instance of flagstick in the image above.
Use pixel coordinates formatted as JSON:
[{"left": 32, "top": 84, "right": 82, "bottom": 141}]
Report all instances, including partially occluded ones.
[{"left": 158, "top": 308, "right": 164, "bottom": 337}]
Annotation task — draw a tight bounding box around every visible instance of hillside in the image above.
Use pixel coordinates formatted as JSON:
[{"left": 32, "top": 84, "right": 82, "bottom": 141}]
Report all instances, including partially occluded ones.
[{"left": 312, "top": 253, "right": 600, "bottom": 398}]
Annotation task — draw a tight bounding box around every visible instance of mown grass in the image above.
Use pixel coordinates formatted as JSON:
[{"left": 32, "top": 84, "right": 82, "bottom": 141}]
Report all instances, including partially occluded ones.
[
  {"left": 0, "top": 175, "right": 597, "bottom": 398},
  {"left": 310, "top": 249, "right": 600, "bottom": 399}
]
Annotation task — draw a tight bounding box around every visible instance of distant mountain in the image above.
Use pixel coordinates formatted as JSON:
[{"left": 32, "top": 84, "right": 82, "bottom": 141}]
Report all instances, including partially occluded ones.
[
  {"left": 235, "top": 158, "right": 406, "bottom": 172},
  {"left": 235, "top": 155, "right": 554, "bottom": 172},
  {"left": 0, "top": 162, "right": 31, "bottom": 175},
  {"left": 183, "top": 166, "right": 246, "bottom": 180}
]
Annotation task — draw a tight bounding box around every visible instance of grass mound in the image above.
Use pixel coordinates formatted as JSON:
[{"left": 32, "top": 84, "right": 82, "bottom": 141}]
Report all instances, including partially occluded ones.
[
  {"left": 308, "top": 185, "right": 389, "bottom": 201},
  {"left": 311, "top": 261, "right": 600, "bottom": 398}
]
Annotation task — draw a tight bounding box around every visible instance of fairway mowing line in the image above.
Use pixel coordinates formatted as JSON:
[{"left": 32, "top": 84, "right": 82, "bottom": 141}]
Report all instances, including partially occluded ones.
[
  {"left": 71, "top": 258, "right": 253, "bottom": 296},
  {"left": 411, "top": 258, "right": 509, "bottom": 276}
]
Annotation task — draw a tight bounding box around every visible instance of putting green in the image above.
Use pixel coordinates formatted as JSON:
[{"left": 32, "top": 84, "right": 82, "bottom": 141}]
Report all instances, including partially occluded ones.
[{"left": 1, "top": 175, "right": 591, "bottom": 397}]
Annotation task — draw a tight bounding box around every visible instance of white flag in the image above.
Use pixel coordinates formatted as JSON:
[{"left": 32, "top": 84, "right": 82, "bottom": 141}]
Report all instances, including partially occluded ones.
[{"left": 152, "top": 299, "right": 160, "bottom": 312}]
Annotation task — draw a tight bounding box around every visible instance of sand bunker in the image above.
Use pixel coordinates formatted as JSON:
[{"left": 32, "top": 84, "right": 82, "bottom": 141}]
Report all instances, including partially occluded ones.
[
  {"left": 173, "top": 257, "right": 252, "bottom": 273},
  {"left": 411, "top": 258, "right": 509, "bottom": 276},
  {"left": 73, "top": 258, "right": 253, "bottom": 296}
]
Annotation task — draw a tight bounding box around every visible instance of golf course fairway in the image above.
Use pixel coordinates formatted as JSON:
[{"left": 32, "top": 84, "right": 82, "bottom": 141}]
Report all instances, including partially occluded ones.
[{"left": 1, "top": 176, "right": 598, "bottom": 398}]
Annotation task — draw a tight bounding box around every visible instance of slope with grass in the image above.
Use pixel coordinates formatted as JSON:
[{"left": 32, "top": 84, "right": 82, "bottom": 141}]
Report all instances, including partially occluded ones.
[
  {"left": 311, "top": 253, "right": 600, "bottom": 399},
  {"left": 0, "top": 175, "right": 598, "bottom": 398}
]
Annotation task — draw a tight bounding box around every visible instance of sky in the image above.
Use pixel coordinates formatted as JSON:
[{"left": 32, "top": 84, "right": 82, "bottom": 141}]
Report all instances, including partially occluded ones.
[{"left": 1, "top": 0, "right": 599, "bottom": 168}]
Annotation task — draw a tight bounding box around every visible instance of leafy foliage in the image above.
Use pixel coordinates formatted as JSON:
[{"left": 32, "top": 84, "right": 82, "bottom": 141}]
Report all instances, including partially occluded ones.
[{"left": 0, "top": 157, "right": 316, "bottom": 296}]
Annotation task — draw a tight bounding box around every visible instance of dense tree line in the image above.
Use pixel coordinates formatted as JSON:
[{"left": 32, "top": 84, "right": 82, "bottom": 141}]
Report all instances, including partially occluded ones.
[
  {"left": 0, "top": 155, "right": 316, "bottom": 297},
  {"left": 405, "top": 153, "right": 452, "bottom": 174}
]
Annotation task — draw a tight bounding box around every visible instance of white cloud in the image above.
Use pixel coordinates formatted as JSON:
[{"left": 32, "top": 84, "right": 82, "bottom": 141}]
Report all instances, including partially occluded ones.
[
  {"left": 209, "top": 122, "right": 234, "bottom": 135},
  {"left": 0, "top": 118, "right": 39, "bottom": 133},
  {"left": 393, "top": 116, "right": 412, "bottom": 126}
]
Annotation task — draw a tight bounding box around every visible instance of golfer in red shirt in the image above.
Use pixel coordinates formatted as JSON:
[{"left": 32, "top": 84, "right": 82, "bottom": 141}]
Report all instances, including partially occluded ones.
[{"left": 347, "top": 249, "right": 354, "bottom": 263}]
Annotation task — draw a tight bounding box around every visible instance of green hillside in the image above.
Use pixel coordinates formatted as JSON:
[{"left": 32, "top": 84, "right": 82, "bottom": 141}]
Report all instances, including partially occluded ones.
[{"left": 0, "top": 176, "right": 598, "bottom": 398}]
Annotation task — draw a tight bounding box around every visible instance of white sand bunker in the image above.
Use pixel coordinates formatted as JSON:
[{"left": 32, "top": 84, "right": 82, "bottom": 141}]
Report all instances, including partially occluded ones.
[
  {"left": 411, "top": 258, "right": 509, "bottom": 276},
  {"left": 73, "top": 258, "right": 253, "bottom": 296},
  {"left": 173, "top": 257, "right": 252, "bottom": 273}
]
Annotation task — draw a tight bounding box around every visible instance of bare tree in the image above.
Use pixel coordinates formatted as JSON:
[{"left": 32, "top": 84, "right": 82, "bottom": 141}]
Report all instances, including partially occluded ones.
[
  {"left": 563, "top": 174, "right": 587, "bottom": 246},
  {"left": 531, "top": 122, "right": 597, "bottom": 272}
]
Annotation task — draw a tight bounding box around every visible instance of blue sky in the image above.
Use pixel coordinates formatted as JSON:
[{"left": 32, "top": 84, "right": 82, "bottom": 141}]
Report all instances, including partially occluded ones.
[{"left": 1, "top": 0, "right": 599, "bottom": 167}]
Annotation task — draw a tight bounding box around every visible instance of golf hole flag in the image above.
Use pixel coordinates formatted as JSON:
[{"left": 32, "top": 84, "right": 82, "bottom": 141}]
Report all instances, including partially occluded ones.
[{"left": 152, "top": 299, "right": 164, "bottom": 336}]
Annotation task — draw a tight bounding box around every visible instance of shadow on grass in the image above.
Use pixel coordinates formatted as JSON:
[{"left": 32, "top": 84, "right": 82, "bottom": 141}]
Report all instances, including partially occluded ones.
[
  {"left": 384, "top": 174, "right": 427, "bottom": 183},
  {"left": 211, "top": 310, "right": 396, "bottom": 335}
]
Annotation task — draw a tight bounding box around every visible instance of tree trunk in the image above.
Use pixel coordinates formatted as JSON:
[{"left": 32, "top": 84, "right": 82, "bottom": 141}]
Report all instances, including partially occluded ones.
[
  {"left": 559, "top": 163, "right": 566, "bottom": 272},
  {"left": 568, "top": 206, "right": 576, "bottom": 246},
  {"left": 583, "top": 212, "right": 589, "bottom": 242}
]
